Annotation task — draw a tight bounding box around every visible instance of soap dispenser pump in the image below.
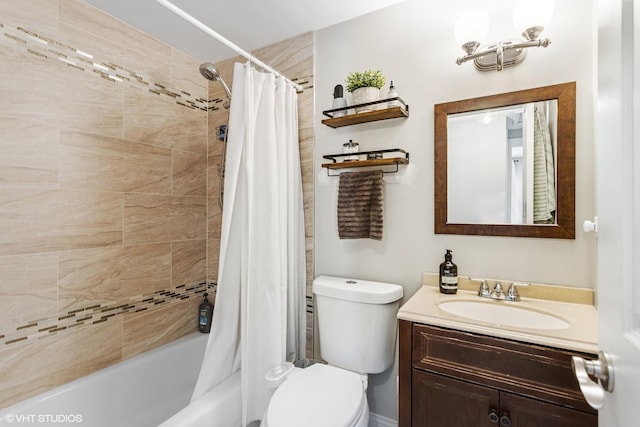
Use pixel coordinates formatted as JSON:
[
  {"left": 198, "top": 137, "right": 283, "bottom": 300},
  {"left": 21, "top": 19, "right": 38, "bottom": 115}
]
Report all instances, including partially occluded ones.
[{"left": 439, "top": 249, "right": 458, "bottom": 294}]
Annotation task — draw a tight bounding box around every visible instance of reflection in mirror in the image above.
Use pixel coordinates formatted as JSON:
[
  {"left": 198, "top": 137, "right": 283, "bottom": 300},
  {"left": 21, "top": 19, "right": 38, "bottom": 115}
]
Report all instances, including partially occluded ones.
[
  {"left": 447, "top": 100, "right": 558, "bottom": 225},
  {"left": 434, "top": 82, "right": 575, "bottom": 239}
]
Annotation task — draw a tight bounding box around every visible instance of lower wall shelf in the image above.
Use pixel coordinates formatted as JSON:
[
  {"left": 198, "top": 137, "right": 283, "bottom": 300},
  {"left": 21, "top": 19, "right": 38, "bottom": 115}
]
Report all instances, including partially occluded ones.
[{"left": 321, "top": 148, "right": 409, "bottom": 176}]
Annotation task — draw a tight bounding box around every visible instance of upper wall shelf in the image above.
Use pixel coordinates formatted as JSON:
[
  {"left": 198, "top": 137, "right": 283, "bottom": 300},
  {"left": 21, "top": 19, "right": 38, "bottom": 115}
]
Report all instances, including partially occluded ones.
[{"left": 321, "top": 97, "right": 409, "bottom": 128}]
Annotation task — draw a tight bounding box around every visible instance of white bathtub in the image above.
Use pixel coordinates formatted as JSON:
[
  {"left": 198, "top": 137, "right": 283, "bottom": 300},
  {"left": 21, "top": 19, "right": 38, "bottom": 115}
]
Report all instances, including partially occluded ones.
[{"left": 0, "top": 333, "right": 240, "bottom": 427}]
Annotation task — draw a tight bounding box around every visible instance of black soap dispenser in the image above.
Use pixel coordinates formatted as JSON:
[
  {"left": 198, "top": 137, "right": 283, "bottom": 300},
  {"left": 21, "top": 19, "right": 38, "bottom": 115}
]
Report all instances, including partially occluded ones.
[
  {"left": 439, "top": 249, "right": 458, "bottom": 294},
  {"left": 198, "top": 293, "right": 213, "bottom": 333},
  {"left": 332, "top": 84, "right": 347, "bottom": 117}
]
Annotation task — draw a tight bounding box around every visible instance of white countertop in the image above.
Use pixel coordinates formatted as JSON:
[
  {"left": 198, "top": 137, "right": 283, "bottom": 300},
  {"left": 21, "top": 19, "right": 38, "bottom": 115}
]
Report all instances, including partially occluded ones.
[{"left": 398, "top": 285, "right": 598, "bottom": 354}]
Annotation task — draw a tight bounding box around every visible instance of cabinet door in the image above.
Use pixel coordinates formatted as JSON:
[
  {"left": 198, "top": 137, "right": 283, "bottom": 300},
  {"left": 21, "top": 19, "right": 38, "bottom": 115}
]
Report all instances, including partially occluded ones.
[
  {"left": 500, "top": 392, "right": 597, "bottom": 427},
  {"left": 412, "top": 370, "right": 499, "bottom": 427}
]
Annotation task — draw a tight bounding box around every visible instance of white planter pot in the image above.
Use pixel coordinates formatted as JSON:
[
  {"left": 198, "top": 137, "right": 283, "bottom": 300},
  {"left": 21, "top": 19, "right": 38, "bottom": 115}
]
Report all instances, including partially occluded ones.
[{"left": 351, "top": 87, "right": 380, "bottom": 113}]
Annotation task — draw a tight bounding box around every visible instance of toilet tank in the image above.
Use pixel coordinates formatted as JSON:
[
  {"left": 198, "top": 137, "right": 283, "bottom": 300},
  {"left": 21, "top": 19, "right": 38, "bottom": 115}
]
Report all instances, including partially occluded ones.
[{"left": 313, "top": 275, "right": 403, "bottom": 374}]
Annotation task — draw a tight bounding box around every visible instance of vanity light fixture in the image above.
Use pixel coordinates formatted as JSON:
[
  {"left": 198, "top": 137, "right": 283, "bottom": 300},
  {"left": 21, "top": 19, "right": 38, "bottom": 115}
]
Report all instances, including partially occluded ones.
[{"left": 455, "top": 0, "right": 554, "bottom": 71}]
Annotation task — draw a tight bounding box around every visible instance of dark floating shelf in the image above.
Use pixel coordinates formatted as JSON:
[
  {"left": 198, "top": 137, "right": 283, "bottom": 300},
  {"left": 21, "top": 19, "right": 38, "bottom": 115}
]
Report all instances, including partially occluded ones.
[{"left": 321, "top": 97, "right": 409, "bottom": 128}]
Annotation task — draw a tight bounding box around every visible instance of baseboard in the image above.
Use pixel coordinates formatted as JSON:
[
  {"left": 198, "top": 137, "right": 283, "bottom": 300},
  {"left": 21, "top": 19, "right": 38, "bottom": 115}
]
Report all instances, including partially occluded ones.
[{"left": 369, "top": 412, "right": 397, "bottom": 427}]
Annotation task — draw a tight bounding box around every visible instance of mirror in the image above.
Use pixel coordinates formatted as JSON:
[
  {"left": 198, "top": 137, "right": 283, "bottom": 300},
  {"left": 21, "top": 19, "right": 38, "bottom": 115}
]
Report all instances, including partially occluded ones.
[{"left": 434, "top": 82, "right": 575, "bottom": 238}]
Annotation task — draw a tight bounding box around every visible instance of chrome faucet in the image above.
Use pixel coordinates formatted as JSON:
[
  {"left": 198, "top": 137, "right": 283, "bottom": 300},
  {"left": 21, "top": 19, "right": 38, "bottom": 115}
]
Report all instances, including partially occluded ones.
[
  {"left": 471, "top": 277, "right": 529, "bottom": 302},
  {"left": 506, "top": 282, "right": 530, "bottom": 302}
]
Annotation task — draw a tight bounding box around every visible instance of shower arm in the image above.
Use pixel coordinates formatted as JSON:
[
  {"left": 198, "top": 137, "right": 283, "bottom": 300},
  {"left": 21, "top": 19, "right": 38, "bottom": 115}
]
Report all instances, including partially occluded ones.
[{"left": 154, "top": 0, "right": 304, "bottom": 93}]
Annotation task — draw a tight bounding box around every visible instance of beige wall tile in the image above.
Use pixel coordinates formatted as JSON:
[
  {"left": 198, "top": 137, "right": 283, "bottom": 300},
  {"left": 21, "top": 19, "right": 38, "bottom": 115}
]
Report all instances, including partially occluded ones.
[
  {"left": 172, "top": 150, "right": 207, "bottom": 196},
  {"left": 207, "top": 155, "right": 223, "bottom": 198},
  {"left": 58, "top": 0, "right": 172, "bottom": 83},
  {"left": 299, "top": 127, "right": 314, "bottom": 239},
  {"left": 207, "top": 236, "right": 221, "bottom": 283},
  {"left": 172, "top": 239, "right": 206, "bottom": 287},
  {"left": 58, "top": 243, "right": 172, "bottom": 313},
  {"left": 207, "top": 196, "right": 223, "bottom": 239},
  {"left": 170, "top": 48, "right": 208, "bottom": 101},
  {"left": 123, "top": 194, "right": 206, "bottom": 244},
  {"left": 60, "top": 131, "right": 172, "bottom": 194},
  {"left": 297, "top": 88, "right": 315, "bottom": 130},
  {"left": 0, "top": 44, "right": 124, "bottom": 139},
  {"left": 124, "top": 88, "right": 207, "bottom": 154},
  {"left": 0, "top": 320, "right": 122, "bottom": 409},
  {"left": 207, "top": 155, "right": 223, "bottom": 239},
  {"left": 122, "top": 298, "right": 198, "bottom": 360},
  {"left": 0, "top": 0, "right": 58, "bottom": 39},
  {"left": 0, "top": 253, "right": 58, "bottom": 327},
  {"left": 0, "top": 189, "right": 123, "bottom": 256},
  {"left": 252, "top": 32, "right": 313, "bottom": 80},
  {"left": 0, "top": 116, "right": 59, "bottom": 189},
  {"left": 305, "top": 237, "right": 314, "bottom": 296}
]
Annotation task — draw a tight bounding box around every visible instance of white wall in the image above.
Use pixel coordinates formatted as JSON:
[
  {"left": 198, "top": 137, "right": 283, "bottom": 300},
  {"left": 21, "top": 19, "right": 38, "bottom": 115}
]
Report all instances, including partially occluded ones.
[{"left": 314, "top": 0, "right": 595, "bottom": 420}]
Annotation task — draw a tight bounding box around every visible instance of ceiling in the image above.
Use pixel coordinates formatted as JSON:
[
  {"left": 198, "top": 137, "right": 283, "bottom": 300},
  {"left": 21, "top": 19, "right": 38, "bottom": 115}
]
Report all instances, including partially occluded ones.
[{"left": 84, "top": 0, "right": 407, "bottom": 63}]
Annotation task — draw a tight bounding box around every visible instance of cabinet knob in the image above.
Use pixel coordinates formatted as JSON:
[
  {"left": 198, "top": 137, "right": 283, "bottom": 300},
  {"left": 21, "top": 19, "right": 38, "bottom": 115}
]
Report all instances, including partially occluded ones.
[
  {"left": 488, "top": 409, "right": 500, "bottom": 424},
  {"left": 499, "top": 413, "right": 512, "bottom": 427}
]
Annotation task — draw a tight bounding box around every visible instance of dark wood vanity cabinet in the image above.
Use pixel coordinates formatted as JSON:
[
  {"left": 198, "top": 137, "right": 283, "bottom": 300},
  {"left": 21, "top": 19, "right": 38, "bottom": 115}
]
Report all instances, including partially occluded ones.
[{"left": 398, "top": 320, "right": 598, "bottom": 427}]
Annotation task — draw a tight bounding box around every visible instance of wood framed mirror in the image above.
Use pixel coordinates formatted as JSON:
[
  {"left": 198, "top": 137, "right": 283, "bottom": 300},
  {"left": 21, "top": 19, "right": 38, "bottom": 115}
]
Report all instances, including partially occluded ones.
[{"left": 434, "top": 82, "right": 575, "bottom": 239}]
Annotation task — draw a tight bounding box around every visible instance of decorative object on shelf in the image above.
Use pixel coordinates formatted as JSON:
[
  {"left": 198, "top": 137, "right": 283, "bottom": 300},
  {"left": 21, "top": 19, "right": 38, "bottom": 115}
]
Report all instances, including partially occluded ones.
[
  {"left": 321, "top": 148, "right": 410, "bottom": 176},
  {"left": 345, "top": 70, "right": 385, "bottom": 113},
  {"left": 342, "top": 139, "right": 360, "bottom": 161},
  {"left": 386, "top": 80, "right": 399, "bottom": 108},
  {"left": 455, "top": 0, "right": 554, "bottom": 71},
  {"left": 331, "top": 84, "right": 347, "bottom": 117}
]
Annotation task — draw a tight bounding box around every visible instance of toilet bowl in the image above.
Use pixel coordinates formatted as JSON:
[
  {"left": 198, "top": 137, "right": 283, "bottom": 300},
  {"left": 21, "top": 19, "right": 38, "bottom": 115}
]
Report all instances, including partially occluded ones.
[{"left": 262, "top": 364, "right": 368, "bottom": 427}]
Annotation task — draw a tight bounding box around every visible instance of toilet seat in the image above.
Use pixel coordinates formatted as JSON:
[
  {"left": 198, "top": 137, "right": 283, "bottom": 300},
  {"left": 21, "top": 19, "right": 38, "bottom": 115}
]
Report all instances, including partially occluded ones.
[{"left": 265, "top": 364, "right": 366, "bottom": 427}]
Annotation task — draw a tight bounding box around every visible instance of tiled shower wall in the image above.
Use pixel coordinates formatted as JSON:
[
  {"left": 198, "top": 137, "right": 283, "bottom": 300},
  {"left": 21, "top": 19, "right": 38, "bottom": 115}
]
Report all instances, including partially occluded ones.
[
  {"left": 0, "top": 0, "right": 211, "bottom": 408},
  {"left": 0, "top": 0, "right": 315, "bottom": 410}
]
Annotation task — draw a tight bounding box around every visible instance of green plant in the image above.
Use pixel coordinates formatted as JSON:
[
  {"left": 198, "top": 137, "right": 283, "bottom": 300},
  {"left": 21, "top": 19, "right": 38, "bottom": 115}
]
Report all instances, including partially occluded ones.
[{"left": 345, "top": 70, "right": 385, "bottom": 92}]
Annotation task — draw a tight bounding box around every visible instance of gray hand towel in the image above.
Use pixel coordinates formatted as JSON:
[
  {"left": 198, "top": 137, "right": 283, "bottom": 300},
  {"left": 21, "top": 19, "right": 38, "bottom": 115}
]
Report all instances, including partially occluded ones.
[{"left": 337, "top": 170, "right": 384, "bottom": 240}]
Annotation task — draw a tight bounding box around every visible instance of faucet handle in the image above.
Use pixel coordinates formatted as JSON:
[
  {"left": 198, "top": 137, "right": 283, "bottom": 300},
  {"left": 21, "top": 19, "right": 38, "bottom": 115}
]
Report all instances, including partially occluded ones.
[
  {"left": 506, "top": 282, "right": 530, "bottom": 302},
  {"left": 490, "top": 282, "right": 506, "bottom": 300},
  {"left": 470, "top": 277, "right": 491, "bottom": 298}
]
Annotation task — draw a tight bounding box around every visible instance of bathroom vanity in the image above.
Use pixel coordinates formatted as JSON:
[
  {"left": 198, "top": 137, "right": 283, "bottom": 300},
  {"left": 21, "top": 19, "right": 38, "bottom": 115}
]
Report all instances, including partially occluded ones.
[{"left": 397, "top": 275, "right": 598, "bottom": 427}]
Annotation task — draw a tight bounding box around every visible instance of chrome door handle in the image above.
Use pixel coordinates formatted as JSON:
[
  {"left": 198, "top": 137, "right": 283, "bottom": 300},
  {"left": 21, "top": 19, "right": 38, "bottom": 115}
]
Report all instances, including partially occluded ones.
[{"left": 571, "top": 351, "right": 614, "bottom": 409}]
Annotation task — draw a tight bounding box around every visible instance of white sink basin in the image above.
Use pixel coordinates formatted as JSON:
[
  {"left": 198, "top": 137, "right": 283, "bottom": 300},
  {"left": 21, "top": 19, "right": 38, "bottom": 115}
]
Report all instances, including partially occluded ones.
[{"left": 437, "top": 300, "right": 570, "bottom": 330}]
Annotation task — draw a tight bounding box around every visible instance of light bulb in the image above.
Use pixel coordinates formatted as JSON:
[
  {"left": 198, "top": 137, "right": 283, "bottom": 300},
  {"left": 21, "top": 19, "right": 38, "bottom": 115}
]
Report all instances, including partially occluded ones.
[
  {"left": 454, "top": 9, "right": 490, "bottom": 49},
  {"left": 513, "top": 0, "right": 554, "bottom": 35}
]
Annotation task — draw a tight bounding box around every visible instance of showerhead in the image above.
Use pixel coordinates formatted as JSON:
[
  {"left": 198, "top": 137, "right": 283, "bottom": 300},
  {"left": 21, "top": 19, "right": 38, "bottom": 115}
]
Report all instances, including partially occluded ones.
[
  {"left": 199, "top": 62, "right": 232, "bottom": 101},
  {"left": 199, "top": 62, "right": 221, "bottom": 81}
]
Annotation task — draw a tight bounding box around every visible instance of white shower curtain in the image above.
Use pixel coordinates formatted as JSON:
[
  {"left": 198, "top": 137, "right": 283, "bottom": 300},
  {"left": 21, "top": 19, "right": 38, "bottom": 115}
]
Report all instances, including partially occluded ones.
[{"left": 191, "top": 62, "right": 306, "bottom": 425}]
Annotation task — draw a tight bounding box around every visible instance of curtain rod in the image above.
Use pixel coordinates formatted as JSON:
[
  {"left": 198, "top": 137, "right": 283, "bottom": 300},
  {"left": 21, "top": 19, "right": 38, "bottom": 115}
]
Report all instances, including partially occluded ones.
[{"left": 154, "top": 0, "right": 304, "bottom": 92}]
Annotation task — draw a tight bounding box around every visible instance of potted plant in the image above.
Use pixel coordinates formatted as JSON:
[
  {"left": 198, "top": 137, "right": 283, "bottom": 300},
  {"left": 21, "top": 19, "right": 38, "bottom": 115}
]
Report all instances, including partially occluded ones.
[{"left": 345, "top": 70, "right": 385, "bottom": 112}]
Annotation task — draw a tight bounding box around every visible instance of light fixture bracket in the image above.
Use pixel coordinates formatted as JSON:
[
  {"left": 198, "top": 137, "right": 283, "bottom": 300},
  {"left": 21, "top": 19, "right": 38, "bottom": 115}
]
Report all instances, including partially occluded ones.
[{"left": 456, "top": 37, "right": 551, "bottom": 72}]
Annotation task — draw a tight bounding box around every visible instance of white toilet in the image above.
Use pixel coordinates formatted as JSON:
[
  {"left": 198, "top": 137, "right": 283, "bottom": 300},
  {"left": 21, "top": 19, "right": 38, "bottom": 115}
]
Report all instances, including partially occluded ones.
[{"left": 263, "top": 275, "right": 403, "bottom": 427}]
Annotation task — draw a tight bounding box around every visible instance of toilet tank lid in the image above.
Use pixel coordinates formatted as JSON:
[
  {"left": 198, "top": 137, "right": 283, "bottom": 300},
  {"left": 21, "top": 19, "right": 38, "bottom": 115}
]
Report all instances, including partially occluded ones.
[{"left": 313, "top": 275, "right": 403, "bottom": 304}]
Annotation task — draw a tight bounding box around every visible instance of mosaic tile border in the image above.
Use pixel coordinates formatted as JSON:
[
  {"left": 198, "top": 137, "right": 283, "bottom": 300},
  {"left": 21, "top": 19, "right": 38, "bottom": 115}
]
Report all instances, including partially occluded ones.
[
  {"left": 0, "top": 281, "right": 217, "bottom": 350},
  {"left": 1, "top": 22, "right": 314, "bottom": 113},
  {"left": 0, "top": 22, "right": 211, "bottom": 111},
  {"left": 305, "top": 295, "right": 314, "bottom": 314}
]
